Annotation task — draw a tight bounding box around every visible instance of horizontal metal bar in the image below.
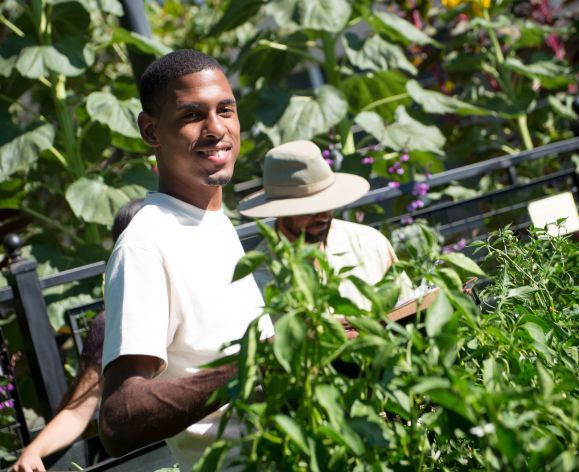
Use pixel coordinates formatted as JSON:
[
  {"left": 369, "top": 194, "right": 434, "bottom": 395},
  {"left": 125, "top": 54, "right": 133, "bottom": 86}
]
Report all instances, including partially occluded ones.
[
  {"left": 38, "top": 261, "right": 106, "bottom": 290},
  {"left": 384, "top": 167, "right": 577, "bottom": 225}
]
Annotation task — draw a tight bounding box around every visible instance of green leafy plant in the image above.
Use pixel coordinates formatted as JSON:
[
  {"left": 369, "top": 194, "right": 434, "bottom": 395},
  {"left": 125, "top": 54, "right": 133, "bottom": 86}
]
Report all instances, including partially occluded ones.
[{"left": 195, "top": 221, "right": 577, "bottom": 471}]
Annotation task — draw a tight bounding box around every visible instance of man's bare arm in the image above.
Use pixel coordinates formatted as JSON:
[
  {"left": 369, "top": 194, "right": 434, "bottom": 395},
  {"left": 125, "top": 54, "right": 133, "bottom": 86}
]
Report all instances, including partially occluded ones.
[{"left": 99, "top": 355, "right": 236, "bottom": 457}]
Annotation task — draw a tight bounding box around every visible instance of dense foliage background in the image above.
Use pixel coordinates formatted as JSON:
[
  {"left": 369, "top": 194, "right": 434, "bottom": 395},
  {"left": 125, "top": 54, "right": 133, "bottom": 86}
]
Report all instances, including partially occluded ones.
[{"left": 0, "top": 0, "right": 577, "bottom": 469}]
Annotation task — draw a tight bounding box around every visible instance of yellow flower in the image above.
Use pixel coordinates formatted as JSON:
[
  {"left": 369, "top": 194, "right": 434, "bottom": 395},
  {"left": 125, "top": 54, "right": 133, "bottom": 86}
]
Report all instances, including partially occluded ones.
[
  {"left": 472, "top": 0, "right": 492, "bottom": 16},
  {"left": 442, "top": 0, "right": 464, "bottom": 7}
]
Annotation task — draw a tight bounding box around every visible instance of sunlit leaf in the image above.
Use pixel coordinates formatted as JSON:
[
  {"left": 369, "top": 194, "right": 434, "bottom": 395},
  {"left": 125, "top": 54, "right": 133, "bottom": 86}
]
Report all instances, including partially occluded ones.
[
  {"left": 65, "top": 176, "right": 146, "bottom": 225},
  {"left": 273, "top": 312, "right": 307, "bottom": 373},
  {"left": 355, "top": 107, "right": 446, "bottom": 154},
  {"left": 425, "top": 290, "right": 454, "bottom": 337},
  {"left": 371, "top": 10, "right": 441, "bottom": 46},
  {"left": 341, "top": 70, "right": 409, "bottom": 121},
  {"left": 259, "top": 85, "right": 347, "bottom": 146},
  {"left": 441, "top": 252, "right": 485, "bottom": 277},
  {"left": 343, "top": 33, "right": 416, "bottom": 75},
  {"left": 86, "top": 92, "right": 141, "bottom": 138},
  {"left": 504, "top": 57, "right": 573, "bottom": 89},
  {"left": 267, "top": 0, "right": 351, "bottom": 33},
  {"left": 407, "top": 80, "right": 494, "bottom": 116},
  {"left": 273, "top": 415, "right": 309, "bottom": 454},
  {"left": 232, "top": 251, "right": 266, "bottom": 282},
  {"left": 0, "top": 123, "right": 54, "bottom": 179}
]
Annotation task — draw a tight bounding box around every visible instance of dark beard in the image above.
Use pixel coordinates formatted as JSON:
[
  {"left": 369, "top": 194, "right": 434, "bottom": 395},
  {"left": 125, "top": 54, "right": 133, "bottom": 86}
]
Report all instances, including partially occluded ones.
[
  {"left": 205, "top": 174, "right": 231, "bottom": 186},
  {"left": 278, "top": 217, "right": 331, "bottom": 244}
]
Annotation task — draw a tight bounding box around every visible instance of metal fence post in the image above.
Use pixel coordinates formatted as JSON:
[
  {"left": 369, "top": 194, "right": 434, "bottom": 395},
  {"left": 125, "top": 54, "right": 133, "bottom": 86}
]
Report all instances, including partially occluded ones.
[{"left": 3, "top": 234, "right": 67, "bottom": 420}]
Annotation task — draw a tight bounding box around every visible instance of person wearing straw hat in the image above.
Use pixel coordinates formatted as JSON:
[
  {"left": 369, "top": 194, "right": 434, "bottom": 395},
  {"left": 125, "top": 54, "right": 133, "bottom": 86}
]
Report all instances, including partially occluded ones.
[{"left": 238, "top": 140, "right": 412, "bottom": 310}]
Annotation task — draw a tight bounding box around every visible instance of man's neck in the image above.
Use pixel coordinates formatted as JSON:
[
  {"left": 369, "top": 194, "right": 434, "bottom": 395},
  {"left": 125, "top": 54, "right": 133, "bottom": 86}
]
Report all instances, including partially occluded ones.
[{"left": 158, "top": 183, "right": 222, "bottom": 211}]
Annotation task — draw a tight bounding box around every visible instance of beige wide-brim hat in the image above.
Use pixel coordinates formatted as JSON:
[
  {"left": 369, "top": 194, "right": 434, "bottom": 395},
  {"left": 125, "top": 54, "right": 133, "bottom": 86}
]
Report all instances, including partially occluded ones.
[{"left": 238, "top": 140, "right": 370, "bottom": 218}]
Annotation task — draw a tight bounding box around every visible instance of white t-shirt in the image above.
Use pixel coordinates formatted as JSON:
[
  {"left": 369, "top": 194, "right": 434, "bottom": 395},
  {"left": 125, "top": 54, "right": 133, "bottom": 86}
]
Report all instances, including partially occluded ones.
[
  {"left": 253, "top": 219, "right": 413, "bottom": 310},
  {"left": 103, "top": 192, "right": 273, "bottom": 471}
]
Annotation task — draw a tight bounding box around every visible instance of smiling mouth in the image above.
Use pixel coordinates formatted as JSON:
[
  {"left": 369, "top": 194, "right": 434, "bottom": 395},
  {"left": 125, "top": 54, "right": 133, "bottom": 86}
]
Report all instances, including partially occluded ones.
[{"left": 195, "top": 147, "right": 232, "bottom": 164}]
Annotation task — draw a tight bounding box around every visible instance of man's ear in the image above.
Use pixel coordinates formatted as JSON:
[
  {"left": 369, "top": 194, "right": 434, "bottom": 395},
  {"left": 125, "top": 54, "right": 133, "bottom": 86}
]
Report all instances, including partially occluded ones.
[{"left": 138, "top": 112, "right": 159, "bottom": 147}]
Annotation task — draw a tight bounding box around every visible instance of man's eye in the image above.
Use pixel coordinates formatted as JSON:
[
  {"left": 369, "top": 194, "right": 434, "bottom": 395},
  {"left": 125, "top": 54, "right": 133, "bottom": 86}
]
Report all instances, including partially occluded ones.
[{"left": 220, "top": 108, "right": 235, "bottom": 115}]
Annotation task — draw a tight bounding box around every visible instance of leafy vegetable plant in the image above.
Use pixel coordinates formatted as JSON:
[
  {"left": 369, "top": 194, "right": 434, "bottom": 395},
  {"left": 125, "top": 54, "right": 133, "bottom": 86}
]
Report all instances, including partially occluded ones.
[{"left": 196, "top": 221, "right": 577, "bottom": 471}]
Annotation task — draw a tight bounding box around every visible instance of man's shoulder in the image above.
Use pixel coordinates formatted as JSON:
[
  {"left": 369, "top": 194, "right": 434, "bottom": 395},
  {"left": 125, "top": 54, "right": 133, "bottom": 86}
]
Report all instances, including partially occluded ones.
[{"left": 332, "top": 219, "right": 386, "bottom": 240}]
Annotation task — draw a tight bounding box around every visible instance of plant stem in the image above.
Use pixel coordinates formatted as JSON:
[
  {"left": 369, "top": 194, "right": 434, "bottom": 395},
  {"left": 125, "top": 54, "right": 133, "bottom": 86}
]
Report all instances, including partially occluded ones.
[
  {"left": 20, "top": 206, "right": 84, "bottom": 245},
  {"left": 0, "top": 13, "right": 25, "bottom": 36},
  {"left": 516, "top": 114, "right": 534, "bottom": 150},
  {"left": 52, "top": 74, "right": 84, "bottom": 178},
  {"left": 257, "top": 39, "right": 322, "bottom": 64},
  {"left": 361, "top": 93, "right": 409, "bottom": 112}
]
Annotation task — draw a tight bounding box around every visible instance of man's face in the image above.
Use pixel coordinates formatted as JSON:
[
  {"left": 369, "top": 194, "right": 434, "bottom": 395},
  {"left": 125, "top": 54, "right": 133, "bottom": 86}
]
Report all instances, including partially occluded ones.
[
  {"left": 278, "top": 211, "right": 333, "bottom": 244},
  {"left": 139, "top": 68, "right": 240, "bottom": 197}
]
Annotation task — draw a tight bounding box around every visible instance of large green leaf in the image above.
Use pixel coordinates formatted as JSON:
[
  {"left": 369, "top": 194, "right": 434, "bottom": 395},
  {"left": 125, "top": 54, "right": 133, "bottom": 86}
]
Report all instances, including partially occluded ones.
[
  {"left": 86, "top": 92, "right": 141, "bottom": 138},
  {"left": 441, "top": 252, "right": 485, "bottom": 277},
  {"left": 235, "top": 32, "right": 309, "bottom": 86},
  {"left": 340, "top": 70, "right": 409, "bottom": 120},
  {"left": 54, "top": 37, "right": 95, "bottom": 72},
  {"left": 267, "top": 0, "right": 351, "bottom": 32},
  {"left": 0, "top": 123, "right": 54, "bottom": 179},
  {"left": 209, "top": 0, "right": 266, "bottom": 35},
  {"left": 354, "top": 107, "right": 445, "bottom": 154},
  {"left": 504, "top": 57, "right": 573, "bottom": 89},
  {"left": 370, "top": 10, "right": 441, "bottom": 47},
  {"left": 15, "top": 45, "right": 87, "bottom": 78},
  {"left": 65, "top": 176, "right": 146, "bottom": 225},
  {"left": 111, "top": 27, "right": 172, "bottom": 56},
  {"left": 50, "top": 0, "right": 91, "bottom": 38},
  {"left": 342, "top": 33, "right": 416, "bottom": 75},
  {"left": 406, "top": 80, "right": 494, "bottom": 116},
  {"left": 0, "top": 54, "right": 17, "bottom": 78},
  {"left": 259, "top": 85, "right": 347, "bottom": 146},
  {"left": 425, "top": 290, "right": 454, "bottom": 337},
  {"left": 273, "top": 415, "right": 309, "bottom": 455},
  {"left": 238, "top": 320, "right": 258, "bottom": 400},
  {"left": 273, "top": 312, "right": 307, "bottom": 373},
  {"left": 232, "top": 251, "right": 266, "bottom": 282}
]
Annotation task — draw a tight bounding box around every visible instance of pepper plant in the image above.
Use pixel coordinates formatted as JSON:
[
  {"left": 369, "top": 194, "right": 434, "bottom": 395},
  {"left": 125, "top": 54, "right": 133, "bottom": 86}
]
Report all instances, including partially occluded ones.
[{"left": 194, "top": 221, "right": 577, "bottom": 471}]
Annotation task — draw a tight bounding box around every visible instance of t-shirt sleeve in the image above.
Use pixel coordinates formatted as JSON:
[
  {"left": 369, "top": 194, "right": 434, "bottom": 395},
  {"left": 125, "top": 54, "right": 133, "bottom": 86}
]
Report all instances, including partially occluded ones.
[{"left": 102, "top": 245, "right": 169, "bottom": 373}]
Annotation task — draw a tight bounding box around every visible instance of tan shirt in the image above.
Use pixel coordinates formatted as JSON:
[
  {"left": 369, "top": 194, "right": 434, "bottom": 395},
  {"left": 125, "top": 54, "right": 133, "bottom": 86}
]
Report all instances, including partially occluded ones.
[{"left": 253, "top": 219, "right": 413, "bottom": 311}]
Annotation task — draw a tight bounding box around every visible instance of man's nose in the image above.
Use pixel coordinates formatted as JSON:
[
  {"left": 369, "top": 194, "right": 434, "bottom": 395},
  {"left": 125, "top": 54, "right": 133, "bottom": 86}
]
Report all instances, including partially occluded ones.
[
  {"left": 312, "top": 211, "right": 332, "bottom": 222},
  {"left": 203, "top": 112, "right": 225, "bottom": 138}
]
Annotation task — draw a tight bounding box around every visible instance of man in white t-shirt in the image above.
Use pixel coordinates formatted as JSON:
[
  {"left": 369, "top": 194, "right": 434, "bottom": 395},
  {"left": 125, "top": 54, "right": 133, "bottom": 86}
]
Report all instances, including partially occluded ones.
[
  {"left": 99, "top": 49, "right": 273, "bottom": 471},
  {"left": 238, "top": 140, "right": 413, "bottom": 311}
]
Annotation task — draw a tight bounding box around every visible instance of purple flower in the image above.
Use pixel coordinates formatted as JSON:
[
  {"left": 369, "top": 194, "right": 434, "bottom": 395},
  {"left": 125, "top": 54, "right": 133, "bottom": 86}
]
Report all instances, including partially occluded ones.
[
  {"left": 406, "top": 199, "right": 425, "bottom": 212},
  {"left": 400, "top": 153, "right": 410, "bottom": 162},
  {"left": 372, "top": 144, "right": 380, "bottom": 151},
  {"left": 324, "top": 158, "right": 334, "bottom": 166},
  {"left": 442, "top": 246, "right": 453, "bottom": 254},
  {"left": 453, "top": 238, "right": 466, "bottom": 251},
  {"left": 425, "top": 172, "right": 432, "bottom": 180},
  {"left": 396, "top": 168, "right": 405, "bottom": 175},
  {"left": 387, "top": 181, "right": 401, "bottom": 189},
  {"left": 7, "top": 383, "right": 13, "bottom": 391},
  {"left": 412, "top": 182, "right": 430, "bottom": 196},
  {"left": 5, "top": 400, "right": 13, "bottom": 408},
  {"left": 322, "top": 149, "right": 331, "bottom": 159},
  {"left": 361, "top": 156, "right": 374, "bottom": 165},
  {"left": 388, "top": 167, "right": 395, "bottom": 174},
  {"left": 401, "top": 215, "right": 414, "bottom": 225}
]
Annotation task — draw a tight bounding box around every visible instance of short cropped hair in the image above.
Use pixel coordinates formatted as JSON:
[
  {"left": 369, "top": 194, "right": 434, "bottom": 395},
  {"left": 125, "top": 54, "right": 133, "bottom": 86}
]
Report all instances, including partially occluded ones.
[{"left": 139, "top": 49, "right": 223, "bottom": 117}]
